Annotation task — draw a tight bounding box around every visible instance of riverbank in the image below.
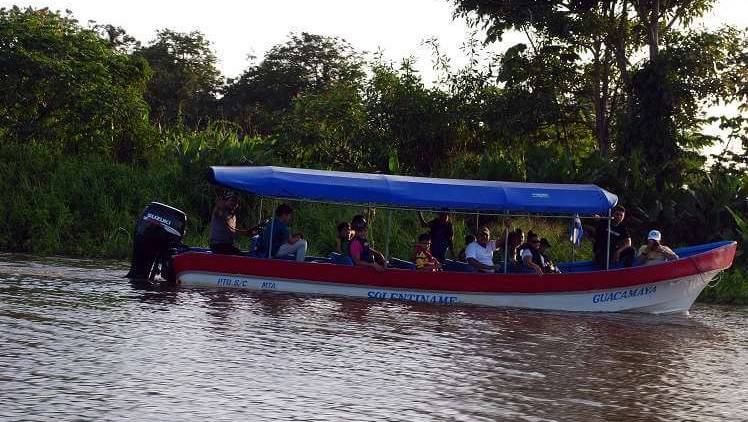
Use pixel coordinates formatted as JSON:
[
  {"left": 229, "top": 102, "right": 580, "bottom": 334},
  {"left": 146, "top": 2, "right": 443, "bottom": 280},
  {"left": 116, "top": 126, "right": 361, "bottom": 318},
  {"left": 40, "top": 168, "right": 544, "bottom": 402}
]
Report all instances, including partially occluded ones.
[
  {"left": 0, "top": 143, "right": 744, "bottom": 303},
  {"left": 697, "top": 268, "right": 748, "bottom": 305}
]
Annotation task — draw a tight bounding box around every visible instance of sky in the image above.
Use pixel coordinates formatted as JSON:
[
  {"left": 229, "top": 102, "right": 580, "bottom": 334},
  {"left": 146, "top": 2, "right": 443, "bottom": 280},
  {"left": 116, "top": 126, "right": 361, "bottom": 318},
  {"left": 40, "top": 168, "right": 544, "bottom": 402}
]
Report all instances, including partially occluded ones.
[
  {"left": 6, "top": 0, "right": 746, "bottom": 79},
  {"left": 5, "top": 0, "right": 748, "bottom": 155},
  {"left": 7, "top": 0, "right": 503, "bottom": 81}
]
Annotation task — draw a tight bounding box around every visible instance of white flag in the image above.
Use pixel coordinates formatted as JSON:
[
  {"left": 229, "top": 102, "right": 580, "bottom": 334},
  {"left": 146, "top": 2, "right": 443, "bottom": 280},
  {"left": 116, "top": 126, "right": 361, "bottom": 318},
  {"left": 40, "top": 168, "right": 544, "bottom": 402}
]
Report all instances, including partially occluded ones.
[{"left": 570, "top": 214, "right": 583, "bottom": 247}]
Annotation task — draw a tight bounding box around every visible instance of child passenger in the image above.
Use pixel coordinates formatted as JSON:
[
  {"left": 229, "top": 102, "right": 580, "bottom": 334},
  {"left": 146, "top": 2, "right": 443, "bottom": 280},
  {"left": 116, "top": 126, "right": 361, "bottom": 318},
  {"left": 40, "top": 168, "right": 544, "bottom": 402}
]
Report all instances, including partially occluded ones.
[
  {"left": 413, "top": 233, "right": 442, "bottom": 271},
  {"left": 335, "top": 222, "right": 353, "bottom": 253}
]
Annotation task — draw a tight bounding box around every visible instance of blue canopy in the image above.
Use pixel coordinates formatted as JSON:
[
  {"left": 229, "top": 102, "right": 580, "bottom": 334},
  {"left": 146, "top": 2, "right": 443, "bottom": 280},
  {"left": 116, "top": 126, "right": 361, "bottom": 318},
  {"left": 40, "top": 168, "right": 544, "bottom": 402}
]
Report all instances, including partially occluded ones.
[{"left": 209, "top": 166, "right": 618, "bottom": 214}]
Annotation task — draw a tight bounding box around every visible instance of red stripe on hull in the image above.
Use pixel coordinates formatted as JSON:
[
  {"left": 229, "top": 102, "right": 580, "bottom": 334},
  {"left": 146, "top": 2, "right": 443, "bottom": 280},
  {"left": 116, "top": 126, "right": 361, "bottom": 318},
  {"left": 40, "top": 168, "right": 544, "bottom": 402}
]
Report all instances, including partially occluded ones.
[{"left": 173, "top": 242, "right": 736, "bottom": 294}]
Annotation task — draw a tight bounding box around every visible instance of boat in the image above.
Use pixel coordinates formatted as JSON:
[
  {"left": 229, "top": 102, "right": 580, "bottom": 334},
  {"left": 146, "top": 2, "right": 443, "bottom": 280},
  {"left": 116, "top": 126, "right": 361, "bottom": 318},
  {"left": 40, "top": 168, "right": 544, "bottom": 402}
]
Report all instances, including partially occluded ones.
[{"left": 127, "top": 166, "right": 736, "bottom": 314}]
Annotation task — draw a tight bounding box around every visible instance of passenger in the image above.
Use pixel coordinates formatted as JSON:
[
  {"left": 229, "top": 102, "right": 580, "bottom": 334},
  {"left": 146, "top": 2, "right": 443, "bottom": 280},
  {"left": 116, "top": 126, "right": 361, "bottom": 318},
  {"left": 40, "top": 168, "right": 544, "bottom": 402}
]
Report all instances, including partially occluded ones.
[
  {"left": 507, "top": 228, "right": 524, "bottom": 270},
  {"left": 465, "top": 226, "right": 500, "bottom": 273},
  {"left": 539, "top": 238, "right": 561, "bottom": 273},
  {"left": 637, "top": 230, "right": 678, "bottom": 266},
  {"left": 352, "top": 214, "right": 367, "bottom": 229},
  {"left": 458, "top": 234, "right": 476, "bottom": 262},
  {"left": 209, "top": 191, "right": 255, "bottom": 254},
  {"left": 257, "top": 204, "right": 308, "bottom": 262},
  {"left": 335, "top": 222, "right": 353, "bottom": 253},
  {"left": 592, "top": 205, "right": 636, "bottom": 268},
  {"left": 413, "top": 233, "right": 442, "bottom": 271},
  {"left": 349, "top": 220, "right": 386, "bottom": 272},
  {"left": 417, "top": 211, "right": 454, "bottom": 263},
  {"left": 518, "top": 231, "right": 545, "bottom": 275}
]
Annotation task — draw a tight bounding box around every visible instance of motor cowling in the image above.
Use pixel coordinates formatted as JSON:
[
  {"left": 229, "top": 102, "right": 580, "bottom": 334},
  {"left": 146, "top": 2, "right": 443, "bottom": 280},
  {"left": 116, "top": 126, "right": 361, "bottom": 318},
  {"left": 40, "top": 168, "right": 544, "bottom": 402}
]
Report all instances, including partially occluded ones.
[{"left": 126, "top": 202, "right": 187, "bottom": 283}]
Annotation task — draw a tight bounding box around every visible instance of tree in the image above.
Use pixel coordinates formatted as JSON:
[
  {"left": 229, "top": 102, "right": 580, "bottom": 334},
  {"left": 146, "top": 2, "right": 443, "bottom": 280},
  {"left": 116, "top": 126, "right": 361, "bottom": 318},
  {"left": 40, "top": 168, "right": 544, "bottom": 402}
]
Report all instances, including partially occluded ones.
[
  {"left": 0, "top": 7, "right": 151, "bottom": 160},
  {"left": 715, "top": 29, "right": 748, "bottom": 169},
  {"left": 93, "top": 23, "right": 140, "bottom": 53},
  {"left": 479, "top": 42, "right": 594, "bottom": 182},
  {"left": 451, "top": 0, "right": 718, "bottom": 155},
  {"left": 363, "top": 61, "right": 457, "bottom": 175},
  {"left": 135, "top": 29, "right": 222, "bottom": 129},
  {"left": 631, "top": 0, "right": 717, "bottom": 60},
  {"left": 276, "top": 82, "right": 370, "bottom": 171},
  {"left": 222, "top": 32, "right": 364, "bottom": 136},
  {"left": 622, "top": 27, "right": 747, "bottom": 194}
]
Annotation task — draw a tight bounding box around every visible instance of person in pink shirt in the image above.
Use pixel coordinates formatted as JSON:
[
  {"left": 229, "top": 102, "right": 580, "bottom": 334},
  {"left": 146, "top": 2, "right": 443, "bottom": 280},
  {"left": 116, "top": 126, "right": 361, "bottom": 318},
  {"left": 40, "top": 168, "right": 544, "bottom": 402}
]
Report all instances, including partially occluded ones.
[{"left": 348, "top": 219, "right": 386, "bottom": 272}]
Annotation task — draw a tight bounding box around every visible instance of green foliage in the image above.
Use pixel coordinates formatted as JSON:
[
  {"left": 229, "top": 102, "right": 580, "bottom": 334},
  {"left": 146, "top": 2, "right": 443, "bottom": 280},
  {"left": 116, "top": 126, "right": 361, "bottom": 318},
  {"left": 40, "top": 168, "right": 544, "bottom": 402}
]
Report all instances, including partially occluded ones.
[
  {"left": 276, "top": 82, "right": 370, "bottom": 170},
  {"left": 221, "top": 32, "right": 364, "bottom": 136},
  {"left": 0, "top": 6, "right": 747, "bottom": 307},
  {"left": 135, "top": 29, "right": 222, "bottom": 129},
  {"left": 726, "top": 207, "right": 748, "bottom": 252},
  {"left": 0, "top": 6, "right": 152, "bottom": 161},
  {"left": 364, "top": 62, "right": 457, "bottom": 175},
  {"left": 0, "top": 143, "right": 179, "bottom": 256},
  {"left": 698, "top": 268, "right": 748, "bottom": 305}
]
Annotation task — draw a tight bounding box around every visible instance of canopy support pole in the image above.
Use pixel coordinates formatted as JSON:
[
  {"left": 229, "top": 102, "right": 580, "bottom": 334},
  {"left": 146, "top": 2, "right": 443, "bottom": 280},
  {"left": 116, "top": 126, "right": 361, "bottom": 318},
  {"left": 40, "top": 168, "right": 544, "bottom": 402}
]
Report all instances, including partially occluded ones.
[
  {"left": 503, "top": 213, "right": 509, "bottom": 274},
  {"left": 367, "top": 206, "right": 374, "bottom": 245},
  {"left": 572, "top": 244, "right": 576, "bottom": 263},
  {"left": 605, "top": 209, "right": 612, "bottom": 270},
  {"left": 267, "top": 200, "right": 275, "bottom": 259},
  {"left": 257, "top": 198, "right": 263, "bottom": 225},
  {"left": 385, "top": 209, "right": 393, "bottom": 260},
  {"left": 475, "top": 213, "right": 480, "bottom": 232}
]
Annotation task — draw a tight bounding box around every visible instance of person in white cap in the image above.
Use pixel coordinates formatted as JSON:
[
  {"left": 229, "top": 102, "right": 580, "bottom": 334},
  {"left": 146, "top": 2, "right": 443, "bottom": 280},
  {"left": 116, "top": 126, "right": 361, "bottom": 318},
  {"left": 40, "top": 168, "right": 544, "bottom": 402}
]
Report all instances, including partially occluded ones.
[{"left": 637, "top": 230, "right": 679, "bottom": 266}]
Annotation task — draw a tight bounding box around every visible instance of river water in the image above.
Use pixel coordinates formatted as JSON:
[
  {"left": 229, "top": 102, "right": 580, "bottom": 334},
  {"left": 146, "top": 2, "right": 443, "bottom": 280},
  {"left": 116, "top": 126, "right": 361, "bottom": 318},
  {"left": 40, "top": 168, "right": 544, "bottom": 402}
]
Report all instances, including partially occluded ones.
[{"left": 1, "top": 254, "right": 747, "bottom": 421}]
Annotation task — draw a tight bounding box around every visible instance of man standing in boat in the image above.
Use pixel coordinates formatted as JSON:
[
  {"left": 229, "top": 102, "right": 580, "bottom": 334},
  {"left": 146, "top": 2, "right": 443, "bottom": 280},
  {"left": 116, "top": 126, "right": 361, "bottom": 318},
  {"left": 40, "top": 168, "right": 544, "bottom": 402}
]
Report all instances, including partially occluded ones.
[
  {"left": 591, "top": 205, "right": 635, "bottom": 268},
  {"left": 257, "top": 204, "right": 308, "bottom": 262},
  {"left": 417, "top": 211, "right": 454, "bottom": 263},
  {"left": 209, "top": 192, "right": 257, "bottom": 255}
]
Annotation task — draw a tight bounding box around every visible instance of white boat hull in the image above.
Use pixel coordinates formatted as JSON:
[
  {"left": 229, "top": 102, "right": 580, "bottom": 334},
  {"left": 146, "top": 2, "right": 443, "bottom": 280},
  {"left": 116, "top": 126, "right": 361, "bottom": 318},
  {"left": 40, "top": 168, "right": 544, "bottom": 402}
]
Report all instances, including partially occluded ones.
[{"left": 177, "top": 269, "right": 719, "bottom": 315}]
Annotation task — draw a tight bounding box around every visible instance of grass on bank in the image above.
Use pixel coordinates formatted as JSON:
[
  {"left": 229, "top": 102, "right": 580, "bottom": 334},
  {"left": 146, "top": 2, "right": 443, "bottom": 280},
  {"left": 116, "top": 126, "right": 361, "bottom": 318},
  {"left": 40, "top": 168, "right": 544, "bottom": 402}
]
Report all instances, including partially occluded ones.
[{"left": 0, "top": 143, "right": 744, "bottom": 303}]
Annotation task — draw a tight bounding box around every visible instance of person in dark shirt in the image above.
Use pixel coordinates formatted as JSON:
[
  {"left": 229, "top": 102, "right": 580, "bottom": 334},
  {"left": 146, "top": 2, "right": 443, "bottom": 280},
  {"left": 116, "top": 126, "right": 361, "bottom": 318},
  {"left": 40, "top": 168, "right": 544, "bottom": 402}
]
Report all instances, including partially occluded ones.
[
  {"left": 518, "top": 231, "right": 545, "bottom": 275},
  {"left": 507, "top": 228, "right": 525, "bottom": 271},
  {"left": 417, "top": 211, "right": 454, "bottom": 263},
  {"left": 592, "top": 205, "right": 635, "bottom": 268},
  {"left": 257, "top": 204, "right": 307, "bottom": 261},
  {"left": 209, "top": 191, "right": 257, "bottom": 254}
]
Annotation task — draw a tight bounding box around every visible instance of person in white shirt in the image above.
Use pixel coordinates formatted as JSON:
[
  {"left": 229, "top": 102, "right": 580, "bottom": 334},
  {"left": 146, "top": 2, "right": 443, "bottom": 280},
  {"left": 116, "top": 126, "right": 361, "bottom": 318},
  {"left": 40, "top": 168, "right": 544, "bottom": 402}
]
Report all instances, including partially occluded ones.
[{"left": 465, "top": 226, "right": 500, "bottom": 273}]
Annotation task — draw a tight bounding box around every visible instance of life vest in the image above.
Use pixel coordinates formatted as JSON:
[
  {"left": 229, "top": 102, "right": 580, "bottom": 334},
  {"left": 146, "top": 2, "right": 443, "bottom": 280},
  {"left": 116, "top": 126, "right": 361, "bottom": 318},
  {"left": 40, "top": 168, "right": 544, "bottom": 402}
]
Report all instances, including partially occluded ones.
[
  {"left": 349, "top": 236, "right": 373, "bottom": 263},
  {"left": 518, "top": 242, "right": 544, "bottom": 268}
]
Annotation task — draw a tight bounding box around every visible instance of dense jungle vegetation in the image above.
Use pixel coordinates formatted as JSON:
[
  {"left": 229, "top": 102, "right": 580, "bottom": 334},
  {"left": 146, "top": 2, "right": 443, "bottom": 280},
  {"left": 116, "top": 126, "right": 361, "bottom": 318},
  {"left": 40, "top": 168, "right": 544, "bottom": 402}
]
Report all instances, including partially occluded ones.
[{"left": 1, "top": 3, "right": 747, "bottom": 302}]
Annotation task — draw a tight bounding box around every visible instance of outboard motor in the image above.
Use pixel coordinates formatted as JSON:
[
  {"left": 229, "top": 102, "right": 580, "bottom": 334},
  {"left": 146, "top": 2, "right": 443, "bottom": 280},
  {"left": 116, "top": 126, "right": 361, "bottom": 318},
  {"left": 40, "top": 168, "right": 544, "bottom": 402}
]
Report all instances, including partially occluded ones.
[{"left": 126, "top": 202, "right": 187, "bottom": 284}]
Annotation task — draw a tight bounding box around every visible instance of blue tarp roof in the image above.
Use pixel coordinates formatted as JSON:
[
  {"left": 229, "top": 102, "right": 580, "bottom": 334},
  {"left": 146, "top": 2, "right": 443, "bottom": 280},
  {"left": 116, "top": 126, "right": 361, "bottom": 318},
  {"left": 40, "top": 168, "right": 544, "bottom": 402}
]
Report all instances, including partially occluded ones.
[{"left": 209, "top": 166, "right": 618, "bottom": 214}]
